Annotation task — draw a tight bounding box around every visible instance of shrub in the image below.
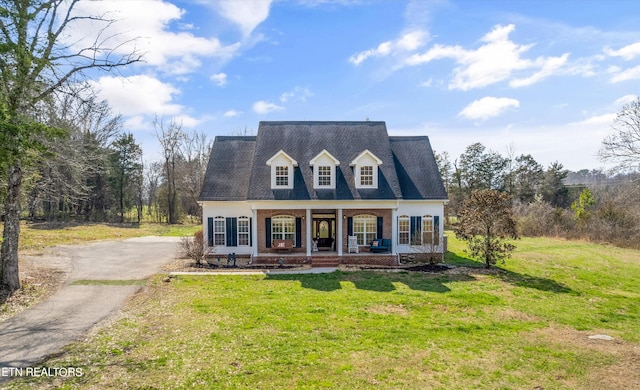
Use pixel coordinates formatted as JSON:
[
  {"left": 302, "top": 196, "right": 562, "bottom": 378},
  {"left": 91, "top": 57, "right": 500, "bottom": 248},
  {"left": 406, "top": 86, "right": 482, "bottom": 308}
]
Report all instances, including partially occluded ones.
[{"left": 179, "top": 229, "right": 205, "bottom": 266}]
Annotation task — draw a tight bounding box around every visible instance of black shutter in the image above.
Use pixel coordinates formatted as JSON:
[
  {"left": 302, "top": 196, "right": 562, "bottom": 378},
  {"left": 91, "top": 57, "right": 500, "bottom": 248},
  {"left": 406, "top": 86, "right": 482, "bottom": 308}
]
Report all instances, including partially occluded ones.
[
  {"left": 226, "top": 217, "right": 237, "bottom": 247},
  {"left": 410, "top": 216, "right": 422, "bottom": 245},
  {"left": 265, "top": 218, "right": 272, "bottom": 248},
  {"left": 347, "top": 217, "right": 353, "bottom": 236},
  {"left": 207, "top": 217, "right": 214, "bottom": 247},
  {"left": 295, "top": 217, "right": 302, "bottom": 248},
  {"left": 434, "top": 215, "right": 440, "bottom": 245},
  {"left": 249, "top": 218, "right": 253, "bottom": 247},
  {"left": 377, "top": 216, "right": 384, "bottom": 239}
]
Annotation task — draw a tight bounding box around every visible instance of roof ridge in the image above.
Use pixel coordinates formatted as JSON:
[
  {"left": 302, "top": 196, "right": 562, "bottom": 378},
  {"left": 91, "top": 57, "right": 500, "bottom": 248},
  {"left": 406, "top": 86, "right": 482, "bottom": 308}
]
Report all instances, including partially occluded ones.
[
  {"left": 215, "top": 135, "right": 257, "bottom": 141},
  {"left": 259, "top": 121, "right": 385, "bottom": 125}
]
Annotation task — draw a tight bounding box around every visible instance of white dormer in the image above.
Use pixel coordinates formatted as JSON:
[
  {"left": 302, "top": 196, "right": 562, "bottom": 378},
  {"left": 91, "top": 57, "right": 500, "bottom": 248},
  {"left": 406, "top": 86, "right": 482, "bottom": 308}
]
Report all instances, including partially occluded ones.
[
  {"left": 350, "top": 149, "right": 383, "bottom": 189},
  {"left": 266, "top": 150, "right": 298, "bottom": 189},
  {"left": 309, "top": 149, "right": 340, "bottom": 189}
]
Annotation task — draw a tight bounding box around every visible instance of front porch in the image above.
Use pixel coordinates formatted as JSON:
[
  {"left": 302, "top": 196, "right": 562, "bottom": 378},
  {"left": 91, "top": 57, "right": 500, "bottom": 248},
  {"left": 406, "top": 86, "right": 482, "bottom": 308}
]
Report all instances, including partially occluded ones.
[
  {"left": 256, "top": 207, "right": 395, "bottom": 259},
  {"left": 204, "top": 202, "right": 446, "bottom": 268}
]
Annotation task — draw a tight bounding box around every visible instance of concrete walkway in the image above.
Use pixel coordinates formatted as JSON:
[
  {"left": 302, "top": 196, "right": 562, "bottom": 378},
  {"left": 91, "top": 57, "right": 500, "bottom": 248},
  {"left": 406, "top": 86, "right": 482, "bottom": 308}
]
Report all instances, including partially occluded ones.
[
  {"left": 169, "top": 267, "right": 338, "bottom": 276},
  {"left": 0, "top": 236, "right": 180, "bottom": 380}
]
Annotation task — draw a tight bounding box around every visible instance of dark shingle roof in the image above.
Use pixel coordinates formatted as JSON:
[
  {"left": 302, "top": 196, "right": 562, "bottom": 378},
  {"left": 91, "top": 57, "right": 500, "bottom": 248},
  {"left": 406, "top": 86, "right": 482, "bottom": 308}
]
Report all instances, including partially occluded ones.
[
  {"left": 390, "top": 136, "right": 448, "bottom": 200},
  {"left": 247, "top": 121, "right": 402, "bottom": 200},
  {"left": 199, "top": 136, "right": 256, "bottom": 201},
  {"left": 199, "top": 122, "right": 448, "bottom": 201}
]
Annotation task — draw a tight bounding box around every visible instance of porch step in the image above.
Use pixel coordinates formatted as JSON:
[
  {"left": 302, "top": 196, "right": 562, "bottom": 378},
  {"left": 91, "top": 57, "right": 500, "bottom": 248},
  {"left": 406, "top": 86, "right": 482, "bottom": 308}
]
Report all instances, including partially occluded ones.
[{"left": 311, "top": 257, "right": 340, "bottom": 267}]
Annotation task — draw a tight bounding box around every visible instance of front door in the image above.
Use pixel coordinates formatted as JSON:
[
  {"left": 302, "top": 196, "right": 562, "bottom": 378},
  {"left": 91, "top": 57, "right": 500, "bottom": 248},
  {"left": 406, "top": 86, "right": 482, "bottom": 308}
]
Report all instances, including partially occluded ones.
[{"left": 313, "top": 215, "right": 336, "bottom": 250}]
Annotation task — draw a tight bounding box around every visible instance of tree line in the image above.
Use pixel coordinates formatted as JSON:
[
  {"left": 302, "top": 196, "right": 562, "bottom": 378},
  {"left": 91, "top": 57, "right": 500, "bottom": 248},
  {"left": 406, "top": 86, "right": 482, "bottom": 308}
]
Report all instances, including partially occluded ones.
[
  {"left": 0, "top": 1, "right": 215, "bottom": 294},
  {"left": 14, "top": 99, "right": 212, "bottom": 225},
  {"left": 437, "top": 98, "right": 640, "bottom": 250}
]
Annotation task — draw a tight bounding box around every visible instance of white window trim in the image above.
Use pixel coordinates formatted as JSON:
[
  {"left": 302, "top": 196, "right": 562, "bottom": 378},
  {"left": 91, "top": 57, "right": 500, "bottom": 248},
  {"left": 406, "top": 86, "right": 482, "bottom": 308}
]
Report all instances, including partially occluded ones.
[
  {"left": 272, "top": 215, "right": 296, "bottom": 244},
  {"left": 310, "top": 149, "right": 340, "bottom": 189},
  {"left": 421, "top": 215, "right": 434, "bottom": 245},
  {"left": 359, "top": 165, "right": 374, "bottom": 187},
  {"left": 237, "top": 216, "right": 250, "bottom": 247},
  {"left": 398, "top": 215, "right": 409, "bottom": 245},
  {"left": 316, "top": 165, "right": 333, "bottom": 187},
  {"left": 275, "top": 166, "right": 289, "bottom": 187},
  {"left": 267, "top": 150, "right": 297, "bottom": 189},
  {"left": 350, "top": 149, "right": 382, "bottom": 189},
  {"left": 353, "top": 214, "right": 377, "bottom": 246},
  {"left": 214, "top": 216, "right": 225, "bottom": 246}
]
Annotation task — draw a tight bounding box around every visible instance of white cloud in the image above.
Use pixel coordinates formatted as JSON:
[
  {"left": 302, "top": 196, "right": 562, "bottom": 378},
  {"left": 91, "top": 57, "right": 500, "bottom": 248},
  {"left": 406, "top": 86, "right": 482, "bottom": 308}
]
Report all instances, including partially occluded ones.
[
  {"left": 604, "top": 42, "right": 640, "bottom": 60},
  {"left": 65, "top": 1, "right": 240, "bottom": 75},
  {"left": 349, "top": 30, "right": 428, "bottom": 65},
  {"left": 224, "top": 109, "right": 242, "bottom": 117},
  {"left": 214, "top": 0, "right": 273, "bottom": 37},
  {"left": 253, "top": 100, "right": 284, "bottom": 114},
  {"left": 173, "top": 114, "right": 205, "bottom": 128},
  {"left": 397, "top": 31, "right": 426, "bottom": 51},
  {"left": 210, "top": 73, "right": 228, "bottom": 86},
  {"left": 459, "top": 97, "right": 520, "bottom": 121},
  {"left": 406, "top": 24, "right": 569, "bottom": 90},
  {"left": 614, "top": 95, "right": 638, "bottom": 107},
  {"left": 90, "top": 75, "right": 183, "bottom": 116},
  {"left": 573, "top": 113, "right": 616, "bottom": 126},
  {"left": 610, "top": 65, "right": 640, "bottom": 83},
  {"left": 510, "top": 53, "right": 570, "bottom": 87},
  {"left": 280, "top": 87, "right": 314, "bottom": 103},
  {"left": 123, "top": 115, "right": 152, "bottom": 131},
  {"left": 420, "top": 78, "right": 433, "bottom": 87}
]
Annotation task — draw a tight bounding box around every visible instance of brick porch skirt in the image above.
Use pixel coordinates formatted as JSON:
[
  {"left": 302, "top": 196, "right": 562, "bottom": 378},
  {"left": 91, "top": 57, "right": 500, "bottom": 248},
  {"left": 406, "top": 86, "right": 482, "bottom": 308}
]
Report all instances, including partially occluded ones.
[{"left": 252, "top": 253, "right": 399, "bottom": 267}]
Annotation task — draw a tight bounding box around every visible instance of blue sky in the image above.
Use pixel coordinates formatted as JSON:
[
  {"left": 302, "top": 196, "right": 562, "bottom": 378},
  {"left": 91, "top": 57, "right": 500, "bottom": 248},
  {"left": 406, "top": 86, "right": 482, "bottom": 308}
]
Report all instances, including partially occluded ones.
[{"left": 71, "top": 0, "right": 640, "bottom": 171}]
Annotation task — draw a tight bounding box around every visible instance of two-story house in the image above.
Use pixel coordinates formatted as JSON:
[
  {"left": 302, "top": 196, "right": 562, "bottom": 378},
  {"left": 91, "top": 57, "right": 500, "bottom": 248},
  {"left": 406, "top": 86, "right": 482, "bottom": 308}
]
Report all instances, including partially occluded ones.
[{"left": 199, "top": 121, "right": 448, "bottom": 266}]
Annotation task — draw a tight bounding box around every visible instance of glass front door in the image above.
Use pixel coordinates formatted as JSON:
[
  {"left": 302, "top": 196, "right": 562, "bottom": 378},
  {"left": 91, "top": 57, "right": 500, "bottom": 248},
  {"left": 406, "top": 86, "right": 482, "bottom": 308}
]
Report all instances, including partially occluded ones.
[{"left": 312, "top": 212, "right": 336, "bottom": 251}]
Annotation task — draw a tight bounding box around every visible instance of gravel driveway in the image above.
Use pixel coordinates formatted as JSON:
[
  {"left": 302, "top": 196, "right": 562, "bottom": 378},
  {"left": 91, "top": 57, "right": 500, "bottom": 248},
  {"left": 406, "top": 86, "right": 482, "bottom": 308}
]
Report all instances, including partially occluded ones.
[{"left": 0, "top": 236, "right": 180, "bottom": 378}]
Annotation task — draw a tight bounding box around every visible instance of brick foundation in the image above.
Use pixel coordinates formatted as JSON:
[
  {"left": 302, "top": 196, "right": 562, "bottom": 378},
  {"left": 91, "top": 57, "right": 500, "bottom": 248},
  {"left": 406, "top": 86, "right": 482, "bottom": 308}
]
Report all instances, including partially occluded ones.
[{"left": 252, "top": 254, "right": 399, "bottom": 267}]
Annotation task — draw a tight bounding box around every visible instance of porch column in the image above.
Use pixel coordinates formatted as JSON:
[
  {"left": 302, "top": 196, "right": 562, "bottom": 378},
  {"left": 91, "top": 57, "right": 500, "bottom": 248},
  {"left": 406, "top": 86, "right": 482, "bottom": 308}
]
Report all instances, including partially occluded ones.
[
  {"left": 337, "top": 208, "right": 343, "bottom": 256},
  {"left": 306, "top": 208, "right": 312, "bottom": 256},
  {"left": 391, "top": 207, "right": 398, "bottom": 254},
  {"left": 252, "top": 208, "right": 258, "bottom": 256}
]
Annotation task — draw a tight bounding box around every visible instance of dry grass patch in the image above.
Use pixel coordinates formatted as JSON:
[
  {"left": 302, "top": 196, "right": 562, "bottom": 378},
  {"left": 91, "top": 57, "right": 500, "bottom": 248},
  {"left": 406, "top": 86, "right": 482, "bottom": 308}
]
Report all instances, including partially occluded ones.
[
  {"left": 528, "top": 325, "right": 640, "bottom": 389},
  {"left": 496, "top": 307, "right": 541, "bottom": 322},
  {"left": 366, "top": 303, "right": 409, "bottom": 316}
]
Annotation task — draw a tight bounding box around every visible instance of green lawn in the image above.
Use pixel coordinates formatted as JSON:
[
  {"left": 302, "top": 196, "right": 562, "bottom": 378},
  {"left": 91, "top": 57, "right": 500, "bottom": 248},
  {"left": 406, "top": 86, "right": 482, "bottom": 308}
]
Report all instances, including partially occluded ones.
[
  {"left": 15, "top": 221, "right": 200, "bottom": 253},
  {"left": 7, "top": 234, "right": 640, "bottom": 389}
]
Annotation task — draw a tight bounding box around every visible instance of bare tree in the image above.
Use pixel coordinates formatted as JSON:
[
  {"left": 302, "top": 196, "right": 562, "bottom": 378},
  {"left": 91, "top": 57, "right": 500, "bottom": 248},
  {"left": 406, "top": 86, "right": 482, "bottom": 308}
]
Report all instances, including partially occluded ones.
[
  {"left": 0, "top": 0, "right": 141, "bottom": 293},
  {"left": 600, "top": 97, "right": 640, "bottom": 172},
  {"left": 154, "top": 117, "right": 183, "bottom": 224},
  {"left": 26, "top": 94, "right": 123, "bottom": 221},
  {"left": 144, "top": 160, "right": 163, "bottom": 222},
  {"left": 455, "top": 190, "right": 519, "bottom": 268},
  {"left": 178, "top": 130, "right": 212, "bottom": 220}
]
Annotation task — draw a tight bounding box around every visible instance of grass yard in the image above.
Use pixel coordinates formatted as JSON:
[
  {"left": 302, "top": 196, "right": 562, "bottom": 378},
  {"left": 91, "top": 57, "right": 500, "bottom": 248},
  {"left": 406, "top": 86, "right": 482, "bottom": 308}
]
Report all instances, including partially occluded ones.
[
  {"left": 15, "top": 221, "right": 200, "bottom": 254},
  {"left": 6, "top": 234, "right": 640, "bottom": 389}
]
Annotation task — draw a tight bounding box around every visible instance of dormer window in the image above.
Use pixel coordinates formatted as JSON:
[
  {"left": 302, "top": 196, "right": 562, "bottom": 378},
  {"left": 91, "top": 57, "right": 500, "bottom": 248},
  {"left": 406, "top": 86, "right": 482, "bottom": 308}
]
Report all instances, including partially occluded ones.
[
  {"left": 318, "top": 166, "right": 332, "bottom": 186},
  {"left": 275, "top": 166, "right": 289, "bottom": 186},
  {"left": 360, "top": 166, "right": 374, "bottom": 186},
  {"left": 310, "top": 149, "right": 340, "bottom": 189},
  {"left": 351, "top": 149, "right": 382, "bottom": 189},
  {"left": 266, "top": 150, "right": 297, "bottom": 189}
]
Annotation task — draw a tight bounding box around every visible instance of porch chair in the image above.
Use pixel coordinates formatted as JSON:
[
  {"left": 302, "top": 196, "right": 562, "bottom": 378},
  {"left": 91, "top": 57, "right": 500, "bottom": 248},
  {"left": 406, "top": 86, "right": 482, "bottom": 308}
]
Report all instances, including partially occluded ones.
[{"left": 347, "top": 235, "right": 359, "bottom": 253}]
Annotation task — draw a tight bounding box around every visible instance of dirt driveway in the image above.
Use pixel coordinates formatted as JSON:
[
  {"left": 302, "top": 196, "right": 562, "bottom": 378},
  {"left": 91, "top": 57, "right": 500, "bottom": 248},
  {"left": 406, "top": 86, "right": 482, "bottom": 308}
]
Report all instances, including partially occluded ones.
[{"left": 0, "top": 236, "right": 180, "bottom": 376}]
